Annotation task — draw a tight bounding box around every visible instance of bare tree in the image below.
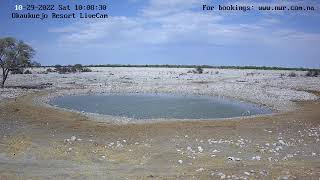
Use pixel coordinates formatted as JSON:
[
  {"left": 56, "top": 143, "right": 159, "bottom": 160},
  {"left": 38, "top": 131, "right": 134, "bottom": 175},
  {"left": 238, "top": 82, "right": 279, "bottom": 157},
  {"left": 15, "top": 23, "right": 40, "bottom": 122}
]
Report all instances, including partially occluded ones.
[{"left": 0, "top": 37, "right": 35, "bottom": 88}]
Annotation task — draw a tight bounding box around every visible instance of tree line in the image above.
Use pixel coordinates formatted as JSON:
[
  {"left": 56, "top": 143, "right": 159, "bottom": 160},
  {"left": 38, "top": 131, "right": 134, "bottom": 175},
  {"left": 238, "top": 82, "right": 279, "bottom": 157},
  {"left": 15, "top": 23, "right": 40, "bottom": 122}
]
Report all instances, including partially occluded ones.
[{"left": 59, "top": 64, "right": 318, "bottom": 71}]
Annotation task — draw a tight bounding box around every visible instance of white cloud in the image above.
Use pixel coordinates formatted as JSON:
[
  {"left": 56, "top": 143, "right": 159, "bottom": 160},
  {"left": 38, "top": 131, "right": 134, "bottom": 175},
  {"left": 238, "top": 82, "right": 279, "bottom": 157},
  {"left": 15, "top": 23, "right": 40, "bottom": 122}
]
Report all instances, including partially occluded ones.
[{"left": 49, "top": 0, "right": 320, "bottom": 50}]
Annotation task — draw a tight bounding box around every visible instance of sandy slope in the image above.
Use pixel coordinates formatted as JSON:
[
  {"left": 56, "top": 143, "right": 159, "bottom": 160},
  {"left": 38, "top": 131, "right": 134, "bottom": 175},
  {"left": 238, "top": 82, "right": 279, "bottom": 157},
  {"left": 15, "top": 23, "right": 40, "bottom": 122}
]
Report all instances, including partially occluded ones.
[{"left": 0, "top": 92, "right": 319, "bottom": 179}]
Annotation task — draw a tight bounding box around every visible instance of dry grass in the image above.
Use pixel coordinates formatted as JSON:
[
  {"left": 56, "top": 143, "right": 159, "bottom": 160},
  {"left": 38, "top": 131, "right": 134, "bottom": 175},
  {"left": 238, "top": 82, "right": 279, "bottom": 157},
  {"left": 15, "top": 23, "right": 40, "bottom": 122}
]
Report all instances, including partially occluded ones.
[{"left": 5, "top": 135, "right": 32, "bottom": 157}]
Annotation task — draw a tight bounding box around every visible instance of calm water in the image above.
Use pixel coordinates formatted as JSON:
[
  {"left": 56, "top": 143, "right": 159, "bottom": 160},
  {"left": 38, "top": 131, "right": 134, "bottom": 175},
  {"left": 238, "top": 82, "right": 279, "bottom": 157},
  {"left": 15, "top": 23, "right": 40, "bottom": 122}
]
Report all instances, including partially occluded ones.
[{"left": 50, "top": 94, "right": 272, "bottom": 119}]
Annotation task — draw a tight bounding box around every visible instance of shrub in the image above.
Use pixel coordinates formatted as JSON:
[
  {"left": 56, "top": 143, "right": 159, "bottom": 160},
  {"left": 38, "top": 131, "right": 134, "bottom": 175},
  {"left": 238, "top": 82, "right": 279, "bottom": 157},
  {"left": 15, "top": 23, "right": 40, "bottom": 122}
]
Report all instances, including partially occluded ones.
[
  {"left": 306, "top": 70, "right": 319, "bottom": 77},
  {"left": 11, "top": 68, "right": 24, "bottom": 74},
  {"left": 81, "top": 67, "right": 92, "bottom": 72},
  {"left": 195, "top": 67, "right": 203, "bottom": 74},
  {"left": 24, "top": 70, "right": 32, "bottom": 74},
  {"left": 54, "top": 64, "right": 92, "bottom": 74},
  {"left": 46, "top": 68, "right": 54, "bottom": 73},
  {"left": 288, "top": 72, "right": 297, "bottom": 77},
  {"left": 54, "top": 64, "right": 62, "bottom": 71},
  {"left": 58, "top": 67, "right": 72, "bottom": 74},
  {"left": 70, "top": 66, "right": 77, "bottom": 73},
  {"left": 74, "top": 64, "right": 83, "bottom": 71}
]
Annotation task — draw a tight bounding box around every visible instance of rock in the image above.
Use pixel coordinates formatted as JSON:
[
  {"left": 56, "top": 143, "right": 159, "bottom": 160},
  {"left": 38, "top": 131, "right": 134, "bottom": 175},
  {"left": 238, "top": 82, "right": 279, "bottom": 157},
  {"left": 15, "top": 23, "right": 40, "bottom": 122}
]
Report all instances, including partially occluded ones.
[
  {"left": 244, "top": 172, "right": 250, "bottom": 176},
  {"left": 187, "top": 146, "right": 192, "bottom": 151},
  {"left": 116, "top": 141, "right": 123, "bottom": 148},
  {"left": 251, "top": 156, "right": 261, "bottom": 161},
  {"left": 198, "top": 146, "right": 203, "bottom": 153},
  {"left": 278, "top": 175, "right": 289, "bottom": 180},
  {"left": 70, "top": 136, "right": 76, "bottom": 141},
  {"left": 196, "top": 168, "right": 204, "bottom": 172},
  {"left": 178, "top": 160, "right": 183, "bottom": 164},
  {"left": 260, "top": 170, "right": 268, "bottom": 176},
  {"left": 212, "top": 149, "right": 220, "bottom": 153},
  {"left": 217, "top": 172, "right": 226, "bottom": 179},
  {"left": 287, "top": 154, "right": 293, "bottom": 158},
  {"left": 278, "top": 140, "right": 286, "bottom": 146},
  {"left": 227, "top": 156, "right": 241, "bottom": 161}
]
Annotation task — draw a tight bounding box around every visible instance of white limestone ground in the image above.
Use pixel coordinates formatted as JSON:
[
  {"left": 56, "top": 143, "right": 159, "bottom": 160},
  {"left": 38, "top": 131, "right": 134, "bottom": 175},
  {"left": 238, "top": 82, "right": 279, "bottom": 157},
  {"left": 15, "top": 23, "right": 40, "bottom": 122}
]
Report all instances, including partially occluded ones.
[{"left": 0, "top": 67, "right": 319, "bottom": 113}]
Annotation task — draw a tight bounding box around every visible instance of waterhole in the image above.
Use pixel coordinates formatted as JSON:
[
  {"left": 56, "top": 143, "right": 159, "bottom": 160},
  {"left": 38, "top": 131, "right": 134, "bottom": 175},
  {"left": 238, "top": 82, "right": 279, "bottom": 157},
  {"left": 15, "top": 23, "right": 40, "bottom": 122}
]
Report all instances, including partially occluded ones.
[{"left": 50, "top": 94, "right": 271, "bottom": 120}]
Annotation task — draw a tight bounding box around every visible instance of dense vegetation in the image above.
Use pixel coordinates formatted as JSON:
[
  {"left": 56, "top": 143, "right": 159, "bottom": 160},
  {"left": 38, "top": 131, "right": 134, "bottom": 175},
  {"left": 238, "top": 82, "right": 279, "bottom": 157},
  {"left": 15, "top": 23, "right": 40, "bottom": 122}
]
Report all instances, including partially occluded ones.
[{"left": 54, "top": 64, "right": 92, "bottom": 74}]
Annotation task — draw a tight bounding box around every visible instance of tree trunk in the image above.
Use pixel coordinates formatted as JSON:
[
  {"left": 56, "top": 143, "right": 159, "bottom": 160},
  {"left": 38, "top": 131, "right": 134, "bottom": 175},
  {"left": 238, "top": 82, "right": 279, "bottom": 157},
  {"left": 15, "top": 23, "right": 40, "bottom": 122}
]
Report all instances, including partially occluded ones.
[
  {"left": 1, "top": 69, "right": 4, "bottom": 88},
  {"left": 0, "top": 80, "right": 4, "bottom": 88},
  {"left": 1, "top": 69, "right": 9, "bottom": 88}
]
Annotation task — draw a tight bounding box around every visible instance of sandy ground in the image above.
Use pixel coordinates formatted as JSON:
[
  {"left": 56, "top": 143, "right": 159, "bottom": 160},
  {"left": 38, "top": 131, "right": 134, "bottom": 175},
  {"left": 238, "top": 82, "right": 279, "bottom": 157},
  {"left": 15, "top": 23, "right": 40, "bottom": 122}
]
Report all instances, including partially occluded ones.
[{"left": 0, "top": 68, "right": 319, "bottom": 179}]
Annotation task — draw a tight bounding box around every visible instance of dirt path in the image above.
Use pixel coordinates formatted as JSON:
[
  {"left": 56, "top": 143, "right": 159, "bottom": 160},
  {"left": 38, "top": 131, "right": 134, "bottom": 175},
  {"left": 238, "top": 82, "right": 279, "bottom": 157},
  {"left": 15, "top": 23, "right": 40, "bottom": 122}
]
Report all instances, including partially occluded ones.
[{"left": 0, "top": 91, "right": 319, "bottom": 179}]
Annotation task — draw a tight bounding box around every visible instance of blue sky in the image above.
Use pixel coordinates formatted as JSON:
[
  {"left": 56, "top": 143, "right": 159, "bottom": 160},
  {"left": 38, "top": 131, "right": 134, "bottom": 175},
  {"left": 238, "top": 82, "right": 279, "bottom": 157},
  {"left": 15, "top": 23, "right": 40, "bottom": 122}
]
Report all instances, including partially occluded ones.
[{"left": 0, "top": 0, "right": 319, "bottom": 68}]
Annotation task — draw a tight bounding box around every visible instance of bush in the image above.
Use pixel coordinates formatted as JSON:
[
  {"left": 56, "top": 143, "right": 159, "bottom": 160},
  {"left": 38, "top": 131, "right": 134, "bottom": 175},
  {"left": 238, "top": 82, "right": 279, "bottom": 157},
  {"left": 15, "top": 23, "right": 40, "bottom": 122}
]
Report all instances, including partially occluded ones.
[
  {"left": 194, "top": 67, "right": 203, "bottom": 74},
  {"left": 81, "top": 67, "right": 92, "bottom": 72},
  {"left": 24, "top": 70, "right": 32, "bottom": 74},
  {"left": 306, "top": 70, "right": 319, "bottom": 77},
  {"left": 46, "top": 68, "right": 54, "bottom": 73},
  {"left": 38, "top": 71, "right": 48, "bottom": 74},
  {"left": 11, "top": 68, "right": 24, "bottom": 74},
  {"left": 70, "top": 66, "right": 77, "bottom": 73},
  {"left": 58, "top": 67, "right": 72, "bottom": 74},
  {"left": 288, "top": 72, "right": 297, "bottom": 77},
  {"left": 74, "top": 64, "right": 83, "bottom": 71},
  {"left": 54, "top": 64, "right": 62, "bottom": 71},
  {"left": 54, "top": 64, "right": 92, "bottom": 74}
]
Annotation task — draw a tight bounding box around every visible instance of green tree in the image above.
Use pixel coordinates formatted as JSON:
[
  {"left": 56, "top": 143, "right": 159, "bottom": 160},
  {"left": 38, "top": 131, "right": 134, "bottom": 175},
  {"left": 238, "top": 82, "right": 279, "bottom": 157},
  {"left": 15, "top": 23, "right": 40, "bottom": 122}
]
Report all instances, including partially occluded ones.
[
  {"left": 195, "top": 66, "right": 203, "bottom": 74},
  {"left": 74, "top": 64, "right": 83, "bottom": 71},
  {"left": 54, "top": 64, "right": 62, "bottom": 70},
  {"left": 0, "top": 37, "right": 35, "bottom": 88}
]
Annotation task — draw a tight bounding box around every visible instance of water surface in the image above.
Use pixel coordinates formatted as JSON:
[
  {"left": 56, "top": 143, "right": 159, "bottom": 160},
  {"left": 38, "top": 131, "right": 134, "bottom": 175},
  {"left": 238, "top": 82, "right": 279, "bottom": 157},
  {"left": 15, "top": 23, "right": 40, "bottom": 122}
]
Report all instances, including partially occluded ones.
[{"left": 50, "top": 94, "right": 271, "bottom": 120}]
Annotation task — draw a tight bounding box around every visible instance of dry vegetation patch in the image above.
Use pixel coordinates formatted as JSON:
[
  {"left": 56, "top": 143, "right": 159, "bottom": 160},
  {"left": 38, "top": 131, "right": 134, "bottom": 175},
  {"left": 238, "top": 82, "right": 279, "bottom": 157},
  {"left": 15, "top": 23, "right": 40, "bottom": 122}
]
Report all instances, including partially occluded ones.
[{"left": 4, "top": 135, "right": 32, "bottom": 157}]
